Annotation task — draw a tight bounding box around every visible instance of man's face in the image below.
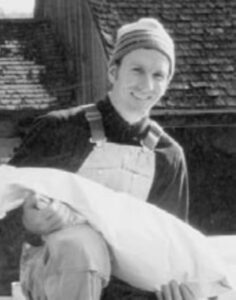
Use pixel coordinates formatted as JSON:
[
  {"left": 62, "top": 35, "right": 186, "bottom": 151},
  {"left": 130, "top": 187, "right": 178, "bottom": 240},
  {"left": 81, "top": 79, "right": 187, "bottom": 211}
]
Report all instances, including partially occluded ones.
[{"left": 108, "top": 48, "right": 170, "bottom": 122}]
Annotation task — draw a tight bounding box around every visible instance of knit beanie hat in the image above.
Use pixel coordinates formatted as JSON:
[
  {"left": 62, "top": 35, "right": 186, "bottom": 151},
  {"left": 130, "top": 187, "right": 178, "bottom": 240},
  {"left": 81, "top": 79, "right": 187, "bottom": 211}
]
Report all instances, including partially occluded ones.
[{"left": 109, "top": 18, "right": 175, "bottom": 80}]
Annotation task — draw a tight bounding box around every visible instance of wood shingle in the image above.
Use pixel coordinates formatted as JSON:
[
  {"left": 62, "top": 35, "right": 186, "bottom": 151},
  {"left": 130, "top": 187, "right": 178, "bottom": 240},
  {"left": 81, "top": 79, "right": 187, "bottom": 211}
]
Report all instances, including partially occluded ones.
[{"left": 0, "top": 19, "right": 75, "bottom": 111}]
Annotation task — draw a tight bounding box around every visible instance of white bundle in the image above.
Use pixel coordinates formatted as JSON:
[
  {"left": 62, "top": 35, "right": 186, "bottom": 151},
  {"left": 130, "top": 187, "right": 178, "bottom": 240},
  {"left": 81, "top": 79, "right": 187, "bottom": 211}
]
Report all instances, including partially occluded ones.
[{"left": 0, "top": 165, "right": 234, "bottom": 299}]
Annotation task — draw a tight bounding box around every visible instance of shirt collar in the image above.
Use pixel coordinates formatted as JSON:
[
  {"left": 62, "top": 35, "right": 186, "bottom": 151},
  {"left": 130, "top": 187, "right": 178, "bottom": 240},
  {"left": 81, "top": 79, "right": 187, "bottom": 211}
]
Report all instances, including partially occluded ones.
[{"left": 97, "top": 96, "right": 151, "bottom": 143}]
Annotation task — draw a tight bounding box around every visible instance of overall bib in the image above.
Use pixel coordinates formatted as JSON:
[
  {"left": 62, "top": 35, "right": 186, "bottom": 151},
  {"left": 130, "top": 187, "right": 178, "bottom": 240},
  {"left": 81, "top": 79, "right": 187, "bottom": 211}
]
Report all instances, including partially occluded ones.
[{"left": 79, "top": 104, "right": 162, "bottom": 201}]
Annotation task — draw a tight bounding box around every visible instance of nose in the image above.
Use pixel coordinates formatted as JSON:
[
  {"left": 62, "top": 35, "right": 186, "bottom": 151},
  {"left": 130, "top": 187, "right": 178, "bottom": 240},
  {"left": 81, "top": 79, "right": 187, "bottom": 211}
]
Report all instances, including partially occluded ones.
[{"left": 140, "top": 74, "right": 155, "bottom": 92}]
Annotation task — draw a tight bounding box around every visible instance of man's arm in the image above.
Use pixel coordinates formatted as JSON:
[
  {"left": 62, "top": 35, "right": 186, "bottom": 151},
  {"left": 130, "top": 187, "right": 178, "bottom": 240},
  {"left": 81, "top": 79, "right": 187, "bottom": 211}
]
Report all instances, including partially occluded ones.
[
  {"left": 9, "top": 115, "right": 60, "bottom": 167},
  {"left": 9, "top": 116, "right": 68, "bottom": 235},
  {"left": 160, "top": 147, "right": 189, "bottom": 221},
  {"left": 148, "top": 143, "right": 189, "bottom": 222},
  {"left": 22, "top": 193, "right": 79, "bottom": 235}
]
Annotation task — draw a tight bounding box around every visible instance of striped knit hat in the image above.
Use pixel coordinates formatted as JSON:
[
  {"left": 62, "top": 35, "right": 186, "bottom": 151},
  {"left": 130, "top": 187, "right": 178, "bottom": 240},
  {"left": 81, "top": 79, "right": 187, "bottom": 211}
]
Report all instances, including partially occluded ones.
[{"left": 109, "top": 18, "right": 175, "bottom": 80}]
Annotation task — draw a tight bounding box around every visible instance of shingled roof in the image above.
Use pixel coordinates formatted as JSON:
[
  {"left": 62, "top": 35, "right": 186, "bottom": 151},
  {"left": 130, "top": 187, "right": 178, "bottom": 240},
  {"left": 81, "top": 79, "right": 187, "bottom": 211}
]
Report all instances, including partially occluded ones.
[
  {"left": 88, "top": 0, "right": 236, "bottom": 112},
  {"left": 0, "top": 19, "right": 75, "bottom": 111}
]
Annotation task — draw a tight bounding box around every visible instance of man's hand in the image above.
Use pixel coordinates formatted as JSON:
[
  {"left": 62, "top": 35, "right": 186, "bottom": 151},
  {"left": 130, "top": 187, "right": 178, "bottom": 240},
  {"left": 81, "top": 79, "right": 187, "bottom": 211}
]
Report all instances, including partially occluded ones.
[
  {"left": 156, "top": 280, "right": 198, "bottom": 300},
  {"left": 22, "top": 192, "right": 77, "bottom": 235},
  {"left": 0, "top": 184, "right": 29, "bottom": 218}
]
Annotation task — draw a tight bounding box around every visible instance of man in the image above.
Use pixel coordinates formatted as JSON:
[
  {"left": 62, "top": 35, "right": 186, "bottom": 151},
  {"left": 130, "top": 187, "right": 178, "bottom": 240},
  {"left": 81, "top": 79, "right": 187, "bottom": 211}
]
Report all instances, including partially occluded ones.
[{"left": 7, "top": 17, "right": 192, "bottom": 300}]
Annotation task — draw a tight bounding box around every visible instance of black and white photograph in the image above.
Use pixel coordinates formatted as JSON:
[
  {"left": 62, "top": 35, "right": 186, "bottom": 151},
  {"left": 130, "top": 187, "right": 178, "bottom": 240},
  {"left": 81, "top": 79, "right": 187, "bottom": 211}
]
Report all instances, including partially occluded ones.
[{"left": 0, "top": 1, "right": 235, "bottom": 300}]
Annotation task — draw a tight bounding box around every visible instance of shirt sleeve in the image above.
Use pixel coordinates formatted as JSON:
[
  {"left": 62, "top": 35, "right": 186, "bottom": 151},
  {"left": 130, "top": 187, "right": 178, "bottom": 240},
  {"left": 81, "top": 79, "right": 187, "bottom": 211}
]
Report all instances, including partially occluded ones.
[
  {"left": 9, "top": 115, "right": 62, "bottom": 167},
  {"left": 7, "top": 115, "right": 61, "bottom": 245},
  {"left": 148, "top": 142, "right": 189, "bottom": 222}
]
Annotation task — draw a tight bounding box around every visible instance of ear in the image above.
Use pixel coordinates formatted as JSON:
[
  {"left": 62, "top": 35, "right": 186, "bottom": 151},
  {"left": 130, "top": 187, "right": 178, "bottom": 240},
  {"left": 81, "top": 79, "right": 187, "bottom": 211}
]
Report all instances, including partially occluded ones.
[{"left": 108, "top": 65, "right": 118, "bottom": 84}]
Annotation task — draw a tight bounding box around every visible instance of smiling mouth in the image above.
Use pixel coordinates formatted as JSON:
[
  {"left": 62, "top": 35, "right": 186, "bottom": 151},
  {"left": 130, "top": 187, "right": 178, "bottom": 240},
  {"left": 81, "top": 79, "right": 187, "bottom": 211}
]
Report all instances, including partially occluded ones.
[{"left": 131, "top": 92, "right": 152, "bottom": 102}]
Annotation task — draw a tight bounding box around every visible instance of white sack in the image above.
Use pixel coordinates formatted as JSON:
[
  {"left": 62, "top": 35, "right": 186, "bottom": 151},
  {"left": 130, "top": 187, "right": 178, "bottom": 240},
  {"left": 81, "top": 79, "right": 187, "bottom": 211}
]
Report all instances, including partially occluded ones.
[
  {"left": 209, "top": 236, "right": 236, "bottom": 287},
  {"left": 0, "top": 165, "right": 234, "bottom": 298},
  {"left": 209, "top": 236, "right": 236, "bottom": 300}
]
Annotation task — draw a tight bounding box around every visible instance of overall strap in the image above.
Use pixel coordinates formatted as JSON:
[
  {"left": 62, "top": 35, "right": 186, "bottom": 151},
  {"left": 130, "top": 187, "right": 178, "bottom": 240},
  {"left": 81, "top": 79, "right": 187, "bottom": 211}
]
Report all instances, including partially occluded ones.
[
  {"left": 84, "top": 104, "right": 107, "bottom": 145},
  {"left": 141, "top": 121, "right": 164, "bottom": 151},
  {"left": 84, "top": 103, "right": 162, "bottom": 150}
]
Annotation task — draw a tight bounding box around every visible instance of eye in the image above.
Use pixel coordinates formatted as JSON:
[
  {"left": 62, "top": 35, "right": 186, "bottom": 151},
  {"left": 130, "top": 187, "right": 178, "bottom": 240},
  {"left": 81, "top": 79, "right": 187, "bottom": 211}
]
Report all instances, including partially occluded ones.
[
  {"left": 132, "top": 67, "right": 143, "bottom": 74},
  {"left": 153, "top": 73, "right": 165, "bottom": 80}
]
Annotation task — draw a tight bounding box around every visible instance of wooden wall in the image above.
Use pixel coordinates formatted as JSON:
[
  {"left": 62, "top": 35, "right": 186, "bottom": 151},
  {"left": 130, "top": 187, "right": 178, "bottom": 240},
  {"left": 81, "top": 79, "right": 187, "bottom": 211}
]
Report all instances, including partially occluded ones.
[{"left": 34, "top": 0, "right": 108, "bottom": 105}]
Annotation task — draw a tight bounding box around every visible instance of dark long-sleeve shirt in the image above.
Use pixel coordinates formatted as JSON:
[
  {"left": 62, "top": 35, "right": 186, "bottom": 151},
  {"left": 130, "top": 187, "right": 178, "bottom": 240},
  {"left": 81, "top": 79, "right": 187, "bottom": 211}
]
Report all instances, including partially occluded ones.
[
  {"left": 2, "top": 96, "right": 189, "bottom": 299},
  {"left": 10, "top": 97, "right": 189, "bottom": 220}
]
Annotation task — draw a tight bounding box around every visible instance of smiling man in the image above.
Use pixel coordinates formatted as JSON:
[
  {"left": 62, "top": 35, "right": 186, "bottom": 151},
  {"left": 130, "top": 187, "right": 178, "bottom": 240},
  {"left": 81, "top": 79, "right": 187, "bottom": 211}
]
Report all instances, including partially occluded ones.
[
  {"left": 8, "top": 18, "right": 190, "bottom": 300},
  {"left": 108, "top": 49, "right": 170, "bottom": 123},
  {"left": 108, "top": 18, "right": 174, "bottom": 124}
]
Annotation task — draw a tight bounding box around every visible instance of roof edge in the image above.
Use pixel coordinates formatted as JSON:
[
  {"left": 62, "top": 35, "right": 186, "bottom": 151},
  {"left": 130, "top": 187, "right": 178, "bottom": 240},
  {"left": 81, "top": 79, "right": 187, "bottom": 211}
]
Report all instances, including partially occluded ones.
[{"left": 152, "top": 107, "right": 236, "bottom": 116}]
